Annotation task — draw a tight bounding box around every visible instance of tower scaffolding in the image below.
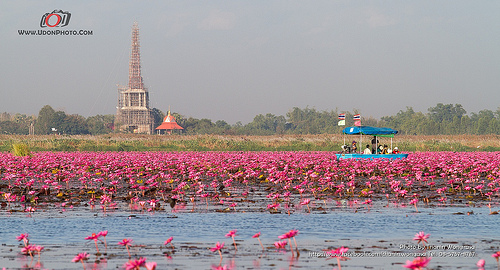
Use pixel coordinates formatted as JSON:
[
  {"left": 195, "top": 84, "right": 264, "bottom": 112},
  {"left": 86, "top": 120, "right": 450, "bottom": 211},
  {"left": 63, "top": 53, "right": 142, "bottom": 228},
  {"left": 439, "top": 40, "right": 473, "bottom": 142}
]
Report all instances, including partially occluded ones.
[{"left": 116, "top": 22, "right": 153, "bottom": 134}]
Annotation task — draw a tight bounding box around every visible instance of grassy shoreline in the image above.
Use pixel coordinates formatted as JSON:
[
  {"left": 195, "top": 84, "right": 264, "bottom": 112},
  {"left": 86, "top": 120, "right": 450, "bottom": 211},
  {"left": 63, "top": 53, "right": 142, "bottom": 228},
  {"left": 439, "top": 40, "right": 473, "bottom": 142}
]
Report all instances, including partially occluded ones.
[{"left": 1, "top": 134, "right": 499, "bottom": 152}]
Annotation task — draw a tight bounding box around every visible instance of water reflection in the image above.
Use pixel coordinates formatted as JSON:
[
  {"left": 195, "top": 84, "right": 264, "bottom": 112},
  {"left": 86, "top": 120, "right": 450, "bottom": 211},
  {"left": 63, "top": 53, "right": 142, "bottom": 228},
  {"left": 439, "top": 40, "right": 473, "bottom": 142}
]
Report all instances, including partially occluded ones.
[{"left": 0, "top": 207, "right": 499, "bottom": 269}]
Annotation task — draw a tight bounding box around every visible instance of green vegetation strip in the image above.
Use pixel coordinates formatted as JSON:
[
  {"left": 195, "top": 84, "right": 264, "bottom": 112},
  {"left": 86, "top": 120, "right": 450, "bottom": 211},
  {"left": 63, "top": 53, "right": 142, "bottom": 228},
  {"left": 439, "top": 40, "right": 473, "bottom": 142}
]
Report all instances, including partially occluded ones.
[{"left": 1, "top": 134, "right": 499, "bottom": 152}]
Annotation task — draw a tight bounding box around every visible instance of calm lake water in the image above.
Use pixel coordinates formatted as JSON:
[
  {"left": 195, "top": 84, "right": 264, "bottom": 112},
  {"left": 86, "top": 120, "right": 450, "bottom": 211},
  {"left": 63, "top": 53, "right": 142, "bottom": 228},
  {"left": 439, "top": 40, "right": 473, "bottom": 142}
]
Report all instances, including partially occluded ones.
[{"left": 1, "top": 204, "right": 499, "bottom": 269}]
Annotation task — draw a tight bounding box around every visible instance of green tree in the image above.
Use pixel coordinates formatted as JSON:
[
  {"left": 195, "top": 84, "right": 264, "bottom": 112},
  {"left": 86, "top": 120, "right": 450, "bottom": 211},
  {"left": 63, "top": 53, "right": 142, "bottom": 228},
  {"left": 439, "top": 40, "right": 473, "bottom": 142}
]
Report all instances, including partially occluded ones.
[
  {"left": 471, "top": 110, "right": 495, "bottom": 134},
  {"left": 380, "top": 107, "right": 423, "bottom": 135},
  {"left": 460, "top": 115, "right": 472, "bottom": 134},
  {"left": 215, "top": 120, "right": 230, "bottom": 129},
  {"left": 181, "top": 117, "right": 215, "bottom": 134},
  {"left": 196, "top": 119, "right": 215, "bottom": 134},
  {"left": 61, "top": 114, "right": 89, "bottom": 135},
  {"left": 428, "top": 103, "right": 466, "bottom": 123},
  {"left": 34, "top": 105, "right": 56, "bottom": 134},
  {"left": 86, "top": 115, "right": 115, "bottom": 135},
  {"left": 52, "top": 111, "right": 67, "bottom": 132},
  {"left": 285, "top": 107, "right": 327, "bottom": 134},
  {"left": 449, "top": 115, "right": 461, "bottom": 134},
  {"left": 171, "top": 112, "right": 184, "bottom": 127},
  {"left": 0, "top": 121, "right": 20, "bottom": 134},
  {"left": 246, "top": 113, "right": 286, "bottom": 135},
  {"left": 151, "top": 108, "right": 165, "bottom": 129}
]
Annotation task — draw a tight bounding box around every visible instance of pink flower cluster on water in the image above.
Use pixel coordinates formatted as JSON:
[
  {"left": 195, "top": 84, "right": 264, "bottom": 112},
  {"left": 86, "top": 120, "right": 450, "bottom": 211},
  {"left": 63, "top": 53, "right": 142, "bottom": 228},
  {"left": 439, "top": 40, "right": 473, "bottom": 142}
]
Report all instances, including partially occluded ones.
[
  {"left": 13, "top": 229, "right": 500, "bottom": 269},
  {"left": 1, "top": 151, "right": 500, "bottom": 216},
  {"left": 403, "top": 257, "right": 431, "bottom": 269}
]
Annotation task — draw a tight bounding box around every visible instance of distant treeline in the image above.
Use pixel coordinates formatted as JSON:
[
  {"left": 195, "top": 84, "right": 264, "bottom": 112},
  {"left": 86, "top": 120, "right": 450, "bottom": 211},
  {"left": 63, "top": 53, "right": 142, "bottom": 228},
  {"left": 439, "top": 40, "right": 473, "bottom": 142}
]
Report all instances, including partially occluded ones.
[{"left": 1, "top": 103, "right": 499, "bottom": 135}]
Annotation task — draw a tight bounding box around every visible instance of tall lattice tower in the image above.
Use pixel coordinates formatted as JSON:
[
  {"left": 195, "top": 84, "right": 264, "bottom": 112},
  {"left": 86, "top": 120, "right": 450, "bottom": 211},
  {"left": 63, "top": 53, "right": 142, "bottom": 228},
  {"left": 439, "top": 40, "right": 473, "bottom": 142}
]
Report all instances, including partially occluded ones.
[{"left": 116, "top": 22, "right": 153, "bottom": 134}]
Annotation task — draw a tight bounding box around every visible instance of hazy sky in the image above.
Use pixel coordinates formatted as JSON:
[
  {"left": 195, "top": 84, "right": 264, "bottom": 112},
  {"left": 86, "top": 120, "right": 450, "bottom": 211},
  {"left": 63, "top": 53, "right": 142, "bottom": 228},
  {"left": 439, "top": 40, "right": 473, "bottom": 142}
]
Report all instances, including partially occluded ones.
[{"left": 1, "top": 1, "right": 499, "bottom": 124}]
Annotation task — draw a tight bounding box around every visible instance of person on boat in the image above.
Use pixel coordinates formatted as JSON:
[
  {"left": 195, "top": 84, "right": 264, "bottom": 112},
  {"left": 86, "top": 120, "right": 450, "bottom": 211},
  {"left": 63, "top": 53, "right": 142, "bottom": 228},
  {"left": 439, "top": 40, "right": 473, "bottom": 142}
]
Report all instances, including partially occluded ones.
[
  {"left": 377, "top": 145, "right": 383, "bottom": 154},
  {"left": 351, "top": 141, "right": 357, "bottom": 153},
  {"left": 382, "top": 145, "right": 389, "bottom": 154},
  {"left": 341, "top": 144, "right": 348, "bottom": 153},
  {"left": 392, "top": 147, "right": 400, "bottom": 154},
  {"left": 363, "top": 144, "right": 372, "bottom": 154},
  {"left": 371, "top": 136, "right": 378, "bottom": 153}
]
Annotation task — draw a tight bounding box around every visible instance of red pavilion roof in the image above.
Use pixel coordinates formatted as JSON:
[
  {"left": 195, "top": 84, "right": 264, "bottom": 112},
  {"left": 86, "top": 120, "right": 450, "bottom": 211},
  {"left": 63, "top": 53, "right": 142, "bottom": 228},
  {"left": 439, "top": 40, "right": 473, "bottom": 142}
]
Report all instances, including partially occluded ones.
[{"left": 155, "top": 111, "right": 183, "bottom": 130}]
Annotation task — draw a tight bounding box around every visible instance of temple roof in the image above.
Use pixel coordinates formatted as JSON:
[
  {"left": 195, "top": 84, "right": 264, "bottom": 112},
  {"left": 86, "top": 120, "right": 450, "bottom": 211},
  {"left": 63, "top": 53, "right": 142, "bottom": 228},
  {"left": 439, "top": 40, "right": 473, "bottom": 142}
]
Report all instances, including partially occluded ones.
[{"left": 155, "top": 111, "right": 184, "bottom": 130}]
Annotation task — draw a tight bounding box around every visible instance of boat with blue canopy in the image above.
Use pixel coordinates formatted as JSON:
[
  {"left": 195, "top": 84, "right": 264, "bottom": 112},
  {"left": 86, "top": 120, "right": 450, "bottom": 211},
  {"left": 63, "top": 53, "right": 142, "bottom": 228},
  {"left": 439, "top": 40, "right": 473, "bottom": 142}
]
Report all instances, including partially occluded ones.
[{"left": 336, "top": 126, "right": 408, "bottom": 160}]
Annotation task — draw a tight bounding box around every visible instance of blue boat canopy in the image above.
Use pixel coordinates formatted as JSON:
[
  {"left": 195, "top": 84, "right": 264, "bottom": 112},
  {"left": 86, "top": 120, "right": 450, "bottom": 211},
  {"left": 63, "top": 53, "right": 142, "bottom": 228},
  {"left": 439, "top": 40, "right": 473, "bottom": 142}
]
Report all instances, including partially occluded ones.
[{"left": 342, "top": 126, "right": 398, "bottom": 137}]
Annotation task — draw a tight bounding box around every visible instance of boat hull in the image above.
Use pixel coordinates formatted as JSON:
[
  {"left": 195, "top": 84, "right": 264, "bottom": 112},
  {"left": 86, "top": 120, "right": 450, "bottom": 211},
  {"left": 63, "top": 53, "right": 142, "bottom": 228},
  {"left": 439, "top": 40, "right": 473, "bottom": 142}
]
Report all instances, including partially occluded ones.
[{"left": 335, "top": 153, "right": 408, "bottom": 160}]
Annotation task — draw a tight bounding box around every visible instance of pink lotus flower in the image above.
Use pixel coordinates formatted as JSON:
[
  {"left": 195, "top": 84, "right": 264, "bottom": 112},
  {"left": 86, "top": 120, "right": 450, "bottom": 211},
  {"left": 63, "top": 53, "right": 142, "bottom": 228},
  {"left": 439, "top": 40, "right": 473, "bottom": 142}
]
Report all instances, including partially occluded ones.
[
  {"left": 21, "top": 244, "right": 35, "bottom": 256},
  {"left": 402, "top": 257, "right": 431, "bottom": 269},
  {"left": 98, "top": 230, "right": 108, "bottom": 251},
  {"left": 289, "top": 229, "right": 300, "bottom": 254},
  {"left": 16, "top": 233, "right": 29, "bottom": 247},
  {"left": 145, "top": 261, "right": 157, "bottom": 270},
  {"left": 477, "top": 258, "right": 485, "bottom": 269},
  {"left": 225, "top": 230, "right": 237, "bottom": 238},
  {"left": 267, "top": 203, "right": 280, "bottom": 210},
  {"left": 301, "top": 198, "right": 312, "bottom": 213},
  {"left": 211, "top": 264, "right": 230, "bottom": 270},
  {"left": 278, "top": 232, "right": 292, "bottom": 240},
  {"left": 225, "top": 230, "right": 237, "bottom": 250},
  {"left": 210, "top": 241, "right": 225, "bottom": 252},
  {"left": 211, "top": 242, "right": 224, "bottom": 261},
  {"left": 278, "top": 229, "right": 299, "bottom": 240},
  {"left": 124, "top": 257, "right": 146, "bottom": 270},
  {"left": 300, "top": 198, "right": 311, "bottom": 205},
  {"left": 326, "top": 246, "right": 350, "bottom": 270},
  {"left": 493, "top": 251, "right": 500, "bottom": 269},
  {"left": 413, "top": 231, "right": 430, "bottom": 244},
  {"left": 278, "top": 229, "right": 300, "bottom": 256},
  {"left": 85, "top": 233, "right": 101, "bottom": 253},
  {"left": 34, "top": 245, "right": 44, "bottom": 260},
  {"left": 274, "top": 240, "right": 287, "bottom": 249},
  {"left": 85, "top": 233, "right": 99, "bottom": 241},
  {"left": 72, "top": 252, "right": 89, "bottom": 269},
  {"left": 327, "top": 246, "right": 349, "bottom": 257},
  {"left": 118, "top": 238, "right": 133, "bottom": 246},
  {"left": 253, "top": 232, "right": 264, "bottom": 250},
  {"left": 410, "top": 198, "right": 419, "bottom": 212},
  {"left": 164, "top": 236, "right": 174, "bottom": 249},
  {"left": 118, "top": 238, "right": 133, "bottom": 257},
  {"left": 72, "top": 252, "right": 89, "bottom": 262},
  {"left": 164, "top": 236, "right": 173, "bottom": 245},
  {"left": 493, "top": 251, "right": 500, "bottom": 260}
]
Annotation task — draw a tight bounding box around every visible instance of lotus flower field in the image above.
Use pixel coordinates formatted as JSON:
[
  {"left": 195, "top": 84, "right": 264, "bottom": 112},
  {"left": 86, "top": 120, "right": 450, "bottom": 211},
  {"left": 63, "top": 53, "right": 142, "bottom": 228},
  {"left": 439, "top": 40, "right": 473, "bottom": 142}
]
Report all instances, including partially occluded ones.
[
  {"left": 1, "top": 151, "right": 500, "bottom": 269},
  {"left": 1, "top": 151, "right": 500, "bottom": 213}
]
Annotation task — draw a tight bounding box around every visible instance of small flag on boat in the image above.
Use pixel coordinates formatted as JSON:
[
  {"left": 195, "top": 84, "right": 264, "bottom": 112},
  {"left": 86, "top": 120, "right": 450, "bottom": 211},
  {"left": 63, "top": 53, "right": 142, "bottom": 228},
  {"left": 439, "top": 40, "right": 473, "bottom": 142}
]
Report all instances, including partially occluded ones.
[
  {"left": 353, "top": 114, "right": 361, "bottom": 120},
  {"left": 338, "top": 113, "right": 346, "bottom": 120},
  {"left": 354, "top": 120, "right": 361, "bottom": 126},
  {"left": 338, "top": 120, "right": 345, "bottom": 126}
]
